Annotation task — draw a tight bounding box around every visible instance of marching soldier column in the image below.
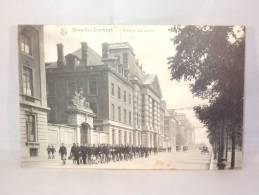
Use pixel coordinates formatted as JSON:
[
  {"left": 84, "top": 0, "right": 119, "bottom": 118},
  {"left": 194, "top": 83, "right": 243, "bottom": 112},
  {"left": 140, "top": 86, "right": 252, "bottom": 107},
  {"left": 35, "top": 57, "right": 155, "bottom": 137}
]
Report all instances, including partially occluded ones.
[{"left": 58, "top": 143, "right": 172, "bottom": 165}]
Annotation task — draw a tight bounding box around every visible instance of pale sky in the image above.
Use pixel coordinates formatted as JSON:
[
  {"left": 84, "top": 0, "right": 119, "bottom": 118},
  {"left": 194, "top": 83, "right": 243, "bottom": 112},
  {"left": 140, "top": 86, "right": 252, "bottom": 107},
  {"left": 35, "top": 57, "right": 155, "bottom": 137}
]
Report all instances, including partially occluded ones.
[{"left": 44, "top": 25, "right": 209, "bottom": 145}]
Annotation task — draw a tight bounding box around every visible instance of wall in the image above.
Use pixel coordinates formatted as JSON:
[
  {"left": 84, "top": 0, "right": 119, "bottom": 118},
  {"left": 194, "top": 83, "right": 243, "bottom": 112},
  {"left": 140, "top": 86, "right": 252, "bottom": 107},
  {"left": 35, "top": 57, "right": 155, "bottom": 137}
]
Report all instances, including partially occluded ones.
[{"left": 47, "top": 123, "right": 76, "bottom": 149}]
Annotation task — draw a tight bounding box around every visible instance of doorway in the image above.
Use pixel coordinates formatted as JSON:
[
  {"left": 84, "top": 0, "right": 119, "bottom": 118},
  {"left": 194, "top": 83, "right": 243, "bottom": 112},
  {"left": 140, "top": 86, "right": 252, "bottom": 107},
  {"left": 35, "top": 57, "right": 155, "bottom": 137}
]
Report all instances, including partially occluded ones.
[{"left": 80, "top": 123, "right": 90, "bottom": 145}]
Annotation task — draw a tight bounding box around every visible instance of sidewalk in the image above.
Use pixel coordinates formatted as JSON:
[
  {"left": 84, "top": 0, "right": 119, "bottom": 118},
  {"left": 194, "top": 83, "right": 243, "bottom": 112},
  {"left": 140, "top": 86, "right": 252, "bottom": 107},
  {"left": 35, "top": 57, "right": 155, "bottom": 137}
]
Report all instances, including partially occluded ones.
[{"left": 210, "top": 150, "right": 242, "bottom": 170}]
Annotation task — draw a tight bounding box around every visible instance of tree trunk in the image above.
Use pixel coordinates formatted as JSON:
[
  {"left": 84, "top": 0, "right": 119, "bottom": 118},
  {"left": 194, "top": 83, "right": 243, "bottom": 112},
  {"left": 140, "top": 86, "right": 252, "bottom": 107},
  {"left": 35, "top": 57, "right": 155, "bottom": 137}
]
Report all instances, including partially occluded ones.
[
  {"left": 217, "top": 132, "right": 222, "bottom": 165},
  {"left": 230, "top": 130, "right": 236, "bottom": 169},
  {"left": 225, "top": 131, "right": 228, "bottom": 160},
  {"left": 214, "top": 142, "right": 217, "bottom": 160},
  {"left": 217, "top": 120, "right": 225, "bottom": 169}
]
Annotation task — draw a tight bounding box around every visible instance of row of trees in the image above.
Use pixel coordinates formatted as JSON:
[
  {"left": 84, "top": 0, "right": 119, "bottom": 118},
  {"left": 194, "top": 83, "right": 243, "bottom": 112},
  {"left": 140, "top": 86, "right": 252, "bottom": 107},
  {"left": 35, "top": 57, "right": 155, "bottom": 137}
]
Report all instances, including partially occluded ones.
[{"left": 168, "top": 26, "right": 245, "bottom": 169}]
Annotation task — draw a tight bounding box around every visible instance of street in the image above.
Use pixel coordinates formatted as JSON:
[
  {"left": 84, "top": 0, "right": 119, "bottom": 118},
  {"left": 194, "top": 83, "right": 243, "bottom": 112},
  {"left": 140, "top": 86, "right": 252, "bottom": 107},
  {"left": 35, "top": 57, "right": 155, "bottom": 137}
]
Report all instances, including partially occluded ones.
[{"left": 23, "top": 149, "right": 212, "bottom": 170}]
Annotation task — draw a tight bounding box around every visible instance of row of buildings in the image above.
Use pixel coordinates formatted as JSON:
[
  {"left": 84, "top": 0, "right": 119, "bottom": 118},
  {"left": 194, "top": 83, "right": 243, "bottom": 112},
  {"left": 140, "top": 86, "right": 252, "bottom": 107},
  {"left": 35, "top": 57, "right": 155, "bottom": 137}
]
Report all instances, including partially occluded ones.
[{"left": 18, "top": 25, "right": 195, "bottom": 159}]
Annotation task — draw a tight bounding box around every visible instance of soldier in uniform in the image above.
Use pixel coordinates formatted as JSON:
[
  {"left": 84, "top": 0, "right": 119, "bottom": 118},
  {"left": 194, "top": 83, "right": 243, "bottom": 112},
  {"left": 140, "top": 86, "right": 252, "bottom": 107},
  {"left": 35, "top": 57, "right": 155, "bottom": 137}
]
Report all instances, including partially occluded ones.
[
  {"left": 47, "top": 145, "right": 51, "bottom": 159},
  {"left": 74, "top": 143, "right": 80, "bottom": 165},
  {"left": 81, "top": 144, "right": 87, "bottom": 164},
  {"left": 104, "top": 144, "right": 110, "bottom": 163},
  {"left": 70, "top": 143, "right": 77, "bottom": 164},
  {"left": 59, "top": 143, "right": 67, "bottom": 165},
  {"left": 87, "top": 144, "right": 92, "bottom": 164},
  {"left": 50, "top": 145, "right": 56, "bottom": 159}
]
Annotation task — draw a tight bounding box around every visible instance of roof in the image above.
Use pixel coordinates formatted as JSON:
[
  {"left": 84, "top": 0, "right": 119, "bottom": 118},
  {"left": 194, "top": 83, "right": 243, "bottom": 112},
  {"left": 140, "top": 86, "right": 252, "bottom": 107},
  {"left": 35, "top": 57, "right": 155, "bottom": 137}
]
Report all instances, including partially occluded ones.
[
  {"left": 143, "top": 74, "right": 162, "bottom": 97},
  {"left": 108, "top": 42, "right": 135, "bottom": 54},
  {"left": 72, "top": 47, "right": 103, "bottom": 65},
  {"left": 143, "top": 74, "right": 156, "bottom": 85},
  {"left": 46, "top": 46, "right": 103, "bottom": 69}
]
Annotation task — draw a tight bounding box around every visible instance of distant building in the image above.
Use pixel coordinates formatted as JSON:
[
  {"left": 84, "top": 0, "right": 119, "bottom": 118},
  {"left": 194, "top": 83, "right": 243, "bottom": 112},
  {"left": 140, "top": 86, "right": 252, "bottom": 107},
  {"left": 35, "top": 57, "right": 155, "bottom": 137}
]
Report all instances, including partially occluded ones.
[
  {"left": 164, "top": 108, "right": 177, "bottom": 149},
  {"left": 46, "top": 42, "right": 167, "bottom": 147},
  {"left": 18, "top": 25, "right": 49, "bottom": 158},
  {"left": 169, "top": 111, "right": 195, "bottom": 147}
]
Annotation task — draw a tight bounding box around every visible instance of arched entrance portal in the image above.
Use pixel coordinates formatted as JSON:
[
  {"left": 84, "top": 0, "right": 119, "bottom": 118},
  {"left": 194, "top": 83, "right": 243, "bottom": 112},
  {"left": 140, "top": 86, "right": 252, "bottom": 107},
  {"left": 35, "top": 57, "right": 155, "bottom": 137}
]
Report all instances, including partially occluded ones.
[{"left": 80, "top": 123, "right": 91, "bottom": 145}]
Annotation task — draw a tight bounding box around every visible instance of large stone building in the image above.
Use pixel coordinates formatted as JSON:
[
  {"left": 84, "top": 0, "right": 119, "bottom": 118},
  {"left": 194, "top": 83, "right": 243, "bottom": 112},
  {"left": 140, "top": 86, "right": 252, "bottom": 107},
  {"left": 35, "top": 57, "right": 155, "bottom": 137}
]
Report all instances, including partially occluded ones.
[
  {"left": 18, "top": 25, "right": 49, "bottom": 159},
  {"left": 46, "top": 42, "right": 168, "bottom": 147}
]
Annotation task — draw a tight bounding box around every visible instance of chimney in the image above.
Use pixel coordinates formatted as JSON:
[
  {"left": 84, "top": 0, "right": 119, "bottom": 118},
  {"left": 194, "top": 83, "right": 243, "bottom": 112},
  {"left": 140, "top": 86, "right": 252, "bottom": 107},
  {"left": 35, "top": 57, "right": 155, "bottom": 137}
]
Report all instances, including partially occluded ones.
[
  {"left": 81, "top": 42, "right": 88, "bottom": 66},
  {"left": 57, "top": 43, "right": 65, "bottom": 68},
  {"left": 102, "top": 42, "right": 109, "bottom": 58}
]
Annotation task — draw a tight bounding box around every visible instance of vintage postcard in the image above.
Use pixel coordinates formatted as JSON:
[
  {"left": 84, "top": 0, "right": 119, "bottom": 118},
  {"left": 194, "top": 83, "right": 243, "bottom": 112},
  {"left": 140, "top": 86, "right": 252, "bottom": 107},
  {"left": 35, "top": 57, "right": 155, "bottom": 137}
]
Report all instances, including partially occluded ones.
[{"left": 18, "top": 25, "right": 245, "bottom": 170}]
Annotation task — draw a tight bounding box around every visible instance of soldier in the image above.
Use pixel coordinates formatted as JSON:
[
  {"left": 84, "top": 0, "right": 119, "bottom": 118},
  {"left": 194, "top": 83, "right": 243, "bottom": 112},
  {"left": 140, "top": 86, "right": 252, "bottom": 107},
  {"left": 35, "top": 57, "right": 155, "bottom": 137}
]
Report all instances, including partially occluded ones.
[
  {"left": 118, "top": 145, "right": 122, "bottom": 161},
  {"left": 59, "top": 143, "right": 67, "bottom": 165},
  {"left": 104, "top": 144, "right": 110, "bottom": 163},
  {"left": 145, "top": 147, "right": 148, "bottom": 158},
  {"left": 47, "top": 145, "right": 51, "bottom": 159},
  {"left": 96, "top": 145, "right": 101, "bottom": 163},
  {"left": 87, "top": 144, "right": 92, "bottom": 164},
  {"left": 81, "top": 144, "right": 87, "bottom": 164},
  {"left": 92, "top": 144, "right": 97, "bottom": 164},
  {"left": 70, "top": 143, "right": 77, "bottom": 164},
  {"left": 114, "top": 145, "right": 119, "bottom": 161},
  {"left": 111, "top": 145, "right": 115, "bottom": 161},
  {"left": 50, "top": 145, "right": 56, "bottom": 159},
  {"left": 75, "top": 143, "right": 81, "bottom": 165}
]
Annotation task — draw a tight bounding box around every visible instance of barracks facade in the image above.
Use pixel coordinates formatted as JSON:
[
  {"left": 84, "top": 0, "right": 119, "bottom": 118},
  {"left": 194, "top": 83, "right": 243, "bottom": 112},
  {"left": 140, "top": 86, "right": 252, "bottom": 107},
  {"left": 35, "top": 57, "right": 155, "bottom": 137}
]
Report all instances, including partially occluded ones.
[{"left": 46, "top": 41, "right": 169, "bottom": 148}]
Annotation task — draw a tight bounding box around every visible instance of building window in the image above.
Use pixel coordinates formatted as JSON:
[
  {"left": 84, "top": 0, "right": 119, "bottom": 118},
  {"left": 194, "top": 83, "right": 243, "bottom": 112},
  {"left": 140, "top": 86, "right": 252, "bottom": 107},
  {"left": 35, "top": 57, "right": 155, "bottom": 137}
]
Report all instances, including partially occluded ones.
[
  {"left": 123, "top": 91, "right": 126, "bottom": 103},
  {"left": 90, "top": 102, "right": 98, "bottom": 115},
  {"left": 129, "top": 111, "right": 132, "bottom": 125},
  {"left": 47, "top": 82, "right": 56, "bottom": 96},
  {"left": 26, "top": 114, "right": 36, "bottom": 142},
  {"left": 89, "top": 80, "right": 97, "bottom": 95},
  {"left": 124, "top": 109, "right": 127, "bottom": 124},
  {"left": 138, "top": 132, "right": 141, "bottom": 146},
  {"left": 111, "top": 104, "right": 115, "bottom": 120},
  {"left": 68, "top": 81, "right": 76, "bottom": 96},
  {"left": 48, "top": 104, "right": 57, "bottom": 122},
  {"left": 119, "top": 130, "right": 122, "bottom": 145},
  {"left": 152, "top": 99, "right": 155, "bottom": 128},
  {"left": 112, "top": 129, "right": 115, "bottom": 145},
  {"left": 22, "top": 66, "right": 33, "bottom": 96},
  {"left": 129, "top": 132, "right": 132, "bottom": 145},
  {"left": 123, "top": 53, "right": 128, "bottom": 66},
  {"left": 118, "top": 65, "right": 122, "bottom": 74},
  {"left": 118, "top": 87, "right": 121, "bottom": 99},
  {"left": 20, "top": 34, "right": 32, "bottom": 55},
  {"left": 129, "top": 94, "right": 131, "bottom": 104},
  {"left": 118, "top": 106, "right": 121, "bottom": 122},
  {"left": 29, "top": 148, "right": 38, "bottom": 157},
  {"left": 56, "top": 80, "right": 66, "bottom": 95},
  {"left": 142, "top": 94, "right": 145, "bottom": 125},
  {"left": 115, "top": 55, "right": 121, "bottom": 64},
  {"left": 124, "top": 131, "right": 127, "bottom": 145},
  {"left": 111, "top": 83, "right": 115, "bottom": 96}
]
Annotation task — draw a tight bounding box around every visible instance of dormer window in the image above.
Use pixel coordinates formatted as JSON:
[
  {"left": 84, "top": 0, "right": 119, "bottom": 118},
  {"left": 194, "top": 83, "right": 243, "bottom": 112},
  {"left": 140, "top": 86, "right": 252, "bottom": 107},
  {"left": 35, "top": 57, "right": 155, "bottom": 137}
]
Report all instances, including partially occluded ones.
[{"left": 89, "top": 80, "right": 97, "bottom": 95}]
